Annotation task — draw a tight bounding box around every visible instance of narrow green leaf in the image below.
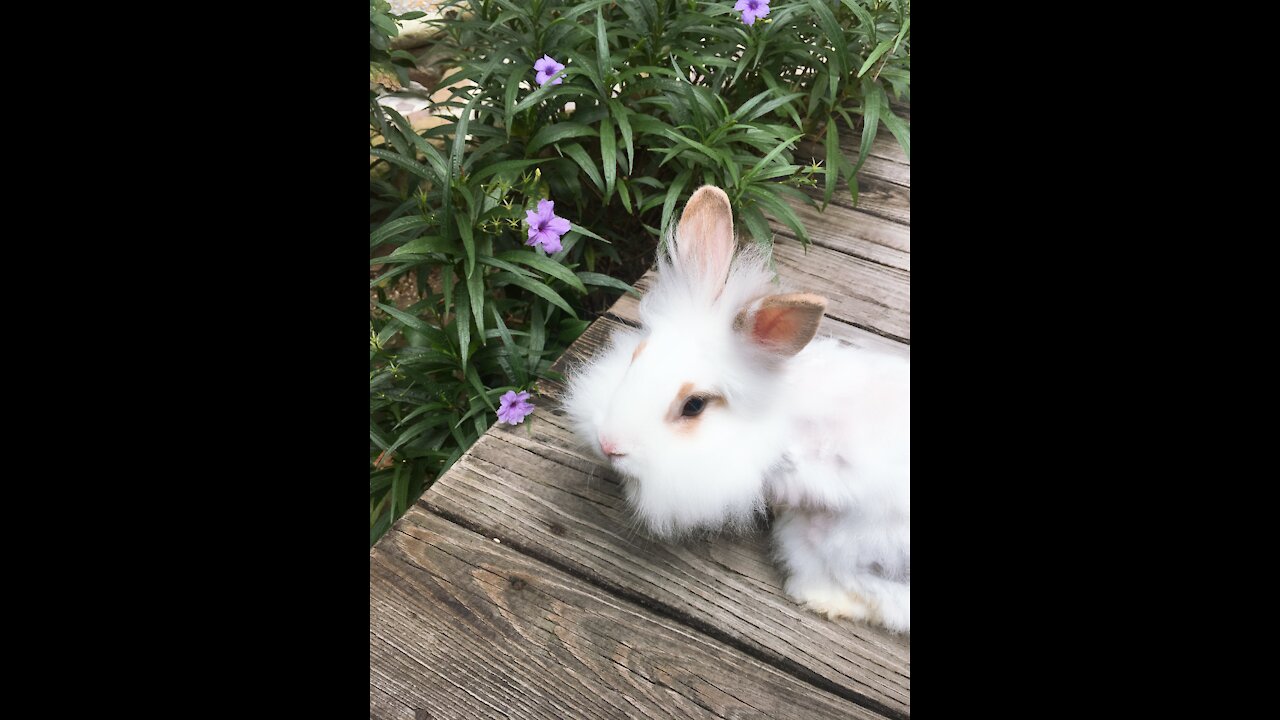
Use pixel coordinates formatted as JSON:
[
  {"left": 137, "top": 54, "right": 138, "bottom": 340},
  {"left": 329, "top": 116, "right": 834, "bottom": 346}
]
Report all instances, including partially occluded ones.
[
  {"left": 527, "top": 122, "right": 596, "bottom": 154},
  {"left": 454, "top": 280, "right": 471, "bottom": 366},
  {"left": 568, "top": 222, "right": 609, "bottom": 243},
  {"left": 600, "top": 115, "right": 616, "bottom": 201},
  {"left": 854, "top": 76, "right": 882, "bottom": 174},
  {"left": 738, "top": 202, "right": 773, "bottom": 246},
  {"left": 471, "top": 158, "right": 544, "bottom": 183},
  {"left": 498, "top": 251, "right": 587, "bottom": 294},
  {"left": 879, "top": 105, "right": 911, "bottom": 160},
  {"left": 824, "top": 122, "right": 839, "bottom": 207},
  {"left": 745, "top": 133, "right": 804, "bottom": 182},
  {"left": 458, "top": 220, "right": 475, "bottom": 278},
  {"left": 496, "top": 272, "right": 577, "bottom": 318},
  {"left": 391, "top": 235, "right": 451, "bottom": 256},
  {"left": 858, "top": 39, "right": 895, "bottom": 78},
  {"left": 382, "top": 106, "right": 448, "bottom": 180},
  {"left": 661, "top": 168, "right": 692, "bottom": 240},
  {"left": 746, "top": 186, "right": 810, "bottom": 245},
  {"left": 375, "top": 302, "right": 432, "bottom": 333},
  {"left": 608, "top": 100, "right": 634, "bottom": 173},
  {"left": 490, "top": 305, "right": 527, "bottom": 386},
  {"left": 369, "top": 147, "right": 433, "bottom": 182},
  {"left": 595, "top": 10, "right": 611, "bottom": 76},
  {"left": 468, "top": 267, "right": 485, "bottom": 343},
  {"left": 560, "top": 142, "right": 603, "bottom": 191},
  {"left": 576, "top": 271, "right": 640, "bottom": 297},
  {"left": 371, "top": 215, "right": 431, "bottom": 248}
]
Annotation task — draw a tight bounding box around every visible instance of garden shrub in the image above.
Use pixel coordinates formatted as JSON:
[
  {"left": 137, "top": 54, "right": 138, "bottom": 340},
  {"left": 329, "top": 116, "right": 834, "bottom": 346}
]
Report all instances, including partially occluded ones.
[{"left": 369, "top": 0, "right": 909, "bottom": 545}]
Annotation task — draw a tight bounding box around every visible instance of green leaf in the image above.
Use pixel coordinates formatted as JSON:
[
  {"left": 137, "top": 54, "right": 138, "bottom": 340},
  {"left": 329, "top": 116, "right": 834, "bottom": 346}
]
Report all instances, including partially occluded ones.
[
  {"left": 458, "top": 220, "right": 475, "bottom": 278},
  {"left": 497, "top": 250, "right": 588, "bottom": 294},
  {"left": 661, "top": 168, "right": 692, "bottom": 241},
  {"left": 371, "top": 13, "right": 398, "bottom": 36},
  {"left": 839, "top": 0, "right": 877, "bottom": 41},
  {"left": 390, "top": 49, "right": 419, "bottom": 65},
  {"left": 382, "top": 107, "right": 448, "bottom": 180},
  {"left": 369, "top": 147, "right": 434, "bottom": 182},
  {"left": 512, "top": 75, "right": 579, "bottom": 114},
  {"left": 738, "top": 202, "right": 773, "bottom": 245},
  {"left": 595, "top": 10, "right": 611, "bottom": 77},
  {"left": 824, "top": 122, "right": 839, "bottom": 207},
  {"left": 745, "top": 133, "right": 803, "bottom": 182},
  {"left": 879, "top": 106, "right": 911, "bottom": 160},
  {"left": 495, "top": 272, "right": 577, "bottom": 318},
  {"left": 893, "top": 16, "right": 911, "bottom": 55},
  {"left": 504, "top": 63, "right": 530, "bottom": 138},
  {"left": 568, "top": 222, "right": 609, "bottom": 243},
  {"left": 527, "top": 122, "right": 597, "bottom": 154},
  {"left": 490, "top": 305, "right": 527, "bottom": 386},
  {"left": 608, "top": 100, "right": 634, "bottom": 173},
  {"left": 600, "top": 116, "right": 616, "bottom": 201},
  {"left": 741, "top": 92, "right": 806, "bottom": 123},
  {"left": 468, "top": 267, "right": 485, "bottom": 344},
  {"left": 450, "top": 92, "right": 480, "bottom": 179},
  {"left": 454, "top": 280, "right": 471, "bottom": 366},
  {"left": 559, "top": 142, "right": 603, "bottom": 192},
  {"left": 858, "top": 39, "right": 895, "bottom": 78},
  {"left": 577, "top": 271, "right": 640, "bottom": 297},
  {"left": 854, "top": 76, "right": 882, "bottom": 174},
  {"left": 371, "top": 215, "right": 431, "bottom": 248},
  {"left": 470, "top": 158, "right": 544, "bottom": 183},
  {"left": 391, "top": 235, "right": 451, "bottom": 256},
  {"left": 375, "top": 302, "right": 432, "bottom": 333},
  {"left": 746, "top": 186, "right": 809, "bottom": 245},
  {"left": 477, "top": 256, "right": 537, "bottom": 278}
]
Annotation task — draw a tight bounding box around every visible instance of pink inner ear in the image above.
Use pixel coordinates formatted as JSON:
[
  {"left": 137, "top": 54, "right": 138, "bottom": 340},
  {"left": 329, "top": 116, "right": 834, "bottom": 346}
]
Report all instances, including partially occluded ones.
[
  {"left": 676, "top": 186, "right": 734, "bottom": 288},
  {"left": 745, "top": 294, "right": 827, "bottom": 356}
]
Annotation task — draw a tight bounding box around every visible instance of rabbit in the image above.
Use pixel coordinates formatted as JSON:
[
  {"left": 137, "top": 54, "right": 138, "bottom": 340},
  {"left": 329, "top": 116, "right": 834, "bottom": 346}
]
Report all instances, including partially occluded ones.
[{"left": 562, "top": 185, "right": 910, "bottom": 633}]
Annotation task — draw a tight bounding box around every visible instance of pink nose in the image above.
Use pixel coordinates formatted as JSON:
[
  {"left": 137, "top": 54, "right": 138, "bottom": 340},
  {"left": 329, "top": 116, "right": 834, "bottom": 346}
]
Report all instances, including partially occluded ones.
[{"left": 599, "top": 436, "right": 625, "bottom": 457}]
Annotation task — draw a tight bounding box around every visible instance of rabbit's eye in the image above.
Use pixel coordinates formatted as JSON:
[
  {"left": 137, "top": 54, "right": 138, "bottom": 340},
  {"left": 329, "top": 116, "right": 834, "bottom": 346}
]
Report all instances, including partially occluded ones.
[{"left": 681, "top": 397, "right": 706, "bottom": 417}]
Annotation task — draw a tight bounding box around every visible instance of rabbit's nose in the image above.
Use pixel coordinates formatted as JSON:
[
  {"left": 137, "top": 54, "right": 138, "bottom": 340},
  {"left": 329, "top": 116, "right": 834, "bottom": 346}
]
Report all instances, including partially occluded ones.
[{"left": 599, "top": 436, "right": 626, "bottom": 457}]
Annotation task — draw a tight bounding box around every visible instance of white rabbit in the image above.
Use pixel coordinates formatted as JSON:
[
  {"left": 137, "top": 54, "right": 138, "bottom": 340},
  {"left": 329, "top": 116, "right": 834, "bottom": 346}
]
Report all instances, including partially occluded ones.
[{"left": 562, "top": 185, "right": 910, "bottom": 633}]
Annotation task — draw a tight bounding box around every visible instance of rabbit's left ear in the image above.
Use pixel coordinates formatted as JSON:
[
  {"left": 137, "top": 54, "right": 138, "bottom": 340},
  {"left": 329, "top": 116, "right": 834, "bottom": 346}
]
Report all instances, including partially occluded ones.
[
  {"left": 675, "top": 185, "right": 735, "bottom": 290},
  {"left": 735, "top": 293, "right": 827, "bottom": 357}
]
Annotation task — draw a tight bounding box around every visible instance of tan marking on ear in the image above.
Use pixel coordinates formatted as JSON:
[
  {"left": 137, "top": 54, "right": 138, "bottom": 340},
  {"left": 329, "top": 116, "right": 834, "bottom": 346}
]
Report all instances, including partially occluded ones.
[
  {"left": 739, "top": 293, "right": 828, "bottom": 357},
  {"left": 676, "top": 186, "right": 736, "bottom": 291},
  {"left": 630, "top": 339, "right": 648, "bottom": 364}
]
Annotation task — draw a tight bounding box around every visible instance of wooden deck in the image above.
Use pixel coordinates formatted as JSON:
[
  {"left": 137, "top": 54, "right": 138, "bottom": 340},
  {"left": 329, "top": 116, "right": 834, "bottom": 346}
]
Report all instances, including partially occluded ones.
[{"left": 371, "top": 118, "right": 911, "bottom": 720}]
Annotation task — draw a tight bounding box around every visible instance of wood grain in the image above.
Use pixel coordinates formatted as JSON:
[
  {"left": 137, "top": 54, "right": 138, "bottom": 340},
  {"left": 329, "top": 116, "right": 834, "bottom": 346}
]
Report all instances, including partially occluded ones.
[
  {"left": 373, "top": 98, "right": 911, "bottom": 719},
  {"left": 371, "top": 507, "right": 889, "bottom": 720},
  {"left": 610, "top": 256, "right": 909, "bottom": 346}
]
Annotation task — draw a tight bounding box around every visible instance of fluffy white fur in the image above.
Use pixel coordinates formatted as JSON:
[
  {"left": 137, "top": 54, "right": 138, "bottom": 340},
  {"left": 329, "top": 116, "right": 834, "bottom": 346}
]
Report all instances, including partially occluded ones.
[{"left": 562, "top": 186, "right": 910, "bottom": 633}]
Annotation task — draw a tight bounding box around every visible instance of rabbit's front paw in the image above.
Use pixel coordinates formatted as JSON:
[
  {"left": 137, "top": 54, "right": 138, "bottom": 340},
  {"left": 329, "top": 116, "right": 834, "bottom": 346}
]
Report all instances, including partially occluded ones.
[{"left": 787, "top": 579, "right": 877, "bottom": 623}]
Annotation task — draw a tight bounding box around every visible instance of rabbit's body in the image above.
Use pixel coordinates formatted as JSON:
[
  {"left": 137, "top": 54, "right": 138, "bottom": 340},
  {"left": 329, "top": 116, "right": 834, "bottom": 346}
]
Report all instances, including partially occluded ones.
[{"left": 563, "top": 186, "right": 909, "bottom": 632}]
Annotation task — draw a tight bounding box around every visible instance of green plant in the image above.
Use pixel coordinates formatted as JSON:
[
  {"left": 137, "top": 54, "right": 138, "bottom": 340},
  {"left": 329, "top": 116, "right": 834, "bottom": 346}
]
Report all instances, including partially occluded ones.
[{"left": 369, "top": 0, "right": 909, "bottom": 546}]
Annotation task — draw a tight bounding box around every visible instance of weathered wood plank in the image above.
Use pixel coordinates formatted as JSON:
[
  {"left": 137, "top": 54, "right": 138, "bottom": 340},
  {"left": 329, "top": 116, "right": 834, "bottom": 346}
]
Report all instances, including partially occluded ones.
[
  {"left": 772, "top": 199, "right": 910, "bottom": 271},
  {"left": 610, "top": 249, "right": 909, "bottom": 345},
  {"left": 422, "top": 413, "right": 910, "bottom": 718},
  {"left": 371, "top": 507, "right": 890, "bottom": 720},
  {"left": 796, "top": 139, "right": 911, "bottom": 188}
]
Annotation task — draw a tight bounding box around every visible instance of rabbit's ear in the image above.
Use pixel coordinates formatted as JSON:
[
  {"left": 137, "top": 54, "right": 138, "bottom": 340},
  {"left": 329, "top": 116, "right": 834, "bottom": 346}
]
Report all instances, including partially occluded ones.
[
  {"left": 675, "top": 185, "right": 735, "bottom": 289},
  {"left": 734, "top": 293, "right": 827, "bottom": 357}
]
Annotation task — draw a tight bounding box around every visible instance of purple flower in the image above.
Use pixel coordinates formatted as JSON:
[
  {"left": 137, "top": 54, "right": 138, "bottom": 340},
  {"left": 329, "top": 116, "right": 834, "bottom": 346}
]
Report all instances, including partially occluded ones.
[
  {"left": 734, "top": 0, "right": 771, "bottom": 25},
  {"left": 534, "top": 55, "right": 565, "bottom": 86},
  {"left": 525, "top": 199, "right": 571, "bottom": 253},
  {"left": 497, "top": 390, "right": 535, "bottom": 425}
]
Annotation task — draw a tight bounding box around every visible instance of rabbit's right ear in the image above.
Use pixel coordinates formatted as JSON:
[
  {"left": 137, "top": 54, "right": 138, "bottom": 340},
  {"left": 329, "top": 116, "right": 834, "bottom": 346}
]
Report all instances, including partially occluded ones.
[{"left": 674, "top": 185, "right": 735, "bottom": 291}]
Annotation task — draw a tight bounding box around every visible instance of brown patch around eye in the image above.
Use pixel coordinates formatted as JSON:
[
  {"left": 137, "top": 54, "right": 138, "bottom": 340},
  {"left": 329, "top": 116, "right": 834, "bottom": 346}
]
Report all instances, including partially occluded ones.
[
  {"left": 668, "top": 382, "right": 725, "bottom": 432},
  {"left": 630, "top": 339, "right": 648, "bottom": 364}
]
